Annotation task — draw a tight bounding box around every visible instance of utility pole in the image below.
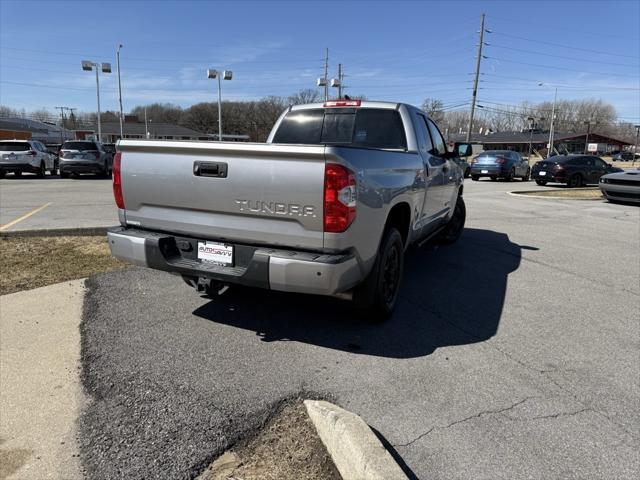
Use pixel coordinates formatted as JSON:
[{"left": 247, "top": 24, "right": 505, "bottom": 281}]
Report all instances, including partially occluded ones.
[
  {"left": 55, "top": 106, "right": 67, "bottom": 144},
  {"left": 68, "top": 108, "right": 77, "bottom": 129},
  {"left": 547, "top": 87, "right": 557, "bottom": 158},
  {"left": 323, "top": 48, "right": 329, "bottom": 101},
  {"left": 527, "top": 116, "right": 535, "bottom": 162},
  {"left": 466, "top": 13, "right": 487, "bottom": 143},
  {"left": 144, "top": 107, "right": 149, "bottom": 138}
]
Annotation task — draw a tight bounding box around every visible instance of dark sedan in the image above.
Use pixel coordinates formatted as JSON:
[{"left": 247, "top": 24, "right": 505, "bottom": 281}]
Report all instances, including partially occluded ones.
[
  {"left": 532, "top": 154, "right": 622, "bottom": 188},
  {"left": 470, "top": 150, "right": 530, "bottom": 181}
]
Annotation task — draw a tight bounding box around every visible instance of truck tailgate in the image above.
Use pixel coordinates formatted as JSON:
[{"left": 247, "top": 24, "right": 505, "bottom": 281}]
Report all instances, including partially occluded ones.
[{"left": 118, "top": 140, "right": 326, "bottom": 249}]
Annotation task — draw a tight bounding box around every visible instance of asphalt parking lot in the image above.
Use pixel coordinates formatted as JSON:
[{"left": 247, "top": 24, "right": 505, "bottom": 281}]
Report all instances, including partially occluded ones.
[
  {"left": 0, "top": 176, "right": 117, "bottom": 232},
  {"left": 76, "top": 179, "right": 639, "bottom": 479}
]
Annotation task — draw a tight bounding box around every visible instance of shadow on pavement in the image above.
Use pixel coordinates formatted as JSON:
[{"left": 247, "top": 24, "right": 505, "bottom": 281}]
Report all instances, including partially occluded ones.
[{"left": 193, "top": 228, "right": 529, "bottom": 359}]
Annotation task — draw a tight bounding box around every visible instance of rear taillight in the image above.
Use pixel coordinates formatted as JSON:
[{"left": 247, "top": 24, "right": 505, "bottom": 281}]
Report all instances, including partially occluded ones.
[
  {"left": 324, "top": 163, "right": 356, "bottom": 233},
  {"left": 58, "top": 150, "right": 62, "bottom": 158},
  {"left": 113, "top": 152, "right": 125, "bottom": 209},
  {"left": 495, "top": 156, "right": 507, "bottom": 164},
  {"left": 27, "top": 150, "right": 37, "bottom": 156}
]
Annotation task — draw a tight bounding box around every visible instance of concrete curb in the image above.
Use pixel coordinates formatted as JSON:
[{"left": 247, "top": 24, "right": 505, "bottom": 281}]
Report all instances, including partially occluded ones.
[
  {"left": 507, "top": 190, "right": 603, "bottom": 201},
  {"left": 0, "top": 226, "right": 113, "bottom": 238},
  {"left": 304, "top": 400, "right": 408, "bottom": 480}
]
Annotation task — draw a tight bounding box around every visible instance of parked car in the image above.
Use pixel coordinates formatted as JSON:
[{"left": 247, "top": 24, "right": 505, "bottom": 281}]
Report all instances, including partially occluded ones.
[
  {"left": 453, "top": 157, "right": 471, "bottom": 178},
  {"left": 612, "top": 152, "right": 638, "bottom": 162},
  {"left": 532, "top": 154, "right": 622, "bottom": 187},
  {"left": 108, "top": 100, "right": 473, "bottom": 320},
  {"left": 59, "top": 141, "right": 113, "bottom": 178},
  {"left": 470, "top": 150, "right": 530, "bottom": 181},
  {"left": 0, "top": 140, "right": 57, "bottom": 178},
  {"left": 599, "top": 168, "right": 640, "bottom": 204}
]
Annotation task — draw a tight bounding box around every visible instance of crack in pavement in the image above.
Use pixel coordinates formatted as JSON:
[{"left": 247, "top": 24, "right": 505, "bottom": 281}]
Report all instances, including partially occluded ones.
[
  {"left": 393, "top": 397, "right": 534, "bottom": 448},
  {"left": 400, "top": 293, "right": 639, "bottom": 443},
  {"left": 503, "top": 407, "right": 592, "bottom": 422}
]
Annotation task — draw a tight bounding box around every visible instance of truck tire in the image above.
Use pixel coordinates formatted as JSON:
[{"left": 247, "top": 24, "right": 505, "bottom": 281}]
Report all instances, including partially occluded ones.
[
  {"left": 438, "top": 196, "right": 466, "bottom": 245},
  {"left": 353, "top": 227, "right": 404, "bottom": 321}
]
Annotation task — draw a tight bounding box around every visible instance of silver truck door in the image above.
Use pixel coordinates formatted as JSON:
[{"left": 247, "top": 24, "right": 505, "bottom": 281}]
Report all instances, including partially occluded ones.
[
  {"left": 413, "top": 112, "right": 446, "bottom": 231},
  {"left": 426, "top": 118, "right": 457, "bottom": 210}
]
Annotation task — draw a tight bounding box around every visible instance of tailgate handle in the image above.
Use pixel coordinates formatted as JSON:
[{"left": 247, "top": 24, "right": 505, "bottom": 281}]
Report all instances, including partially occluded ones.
[{"left": 193, "top": 161, "right": 227, "bottom": 178}]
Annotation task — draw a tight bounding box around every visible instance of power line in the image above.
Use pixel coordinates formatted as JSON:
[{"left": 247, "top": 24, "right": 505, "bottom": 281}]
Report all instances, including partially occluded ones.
[
  {"left": 490, "top": 31, "right": 639, "bottom": 59},
  {"left": 483, "top": 55, "right": 640, "bottom": 77},
  {"left": 487, "top": 44, "right": 639, "bottom": 68}
]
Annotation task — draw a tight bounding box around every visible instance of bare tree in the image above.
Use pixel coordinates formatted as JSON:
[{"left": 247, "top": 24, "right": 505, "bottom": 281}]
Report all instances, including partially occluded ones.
[
  {"left": 287, "top": 89, "right": 321, "bottom": 105},
  {"left": 421, "top": 98, "right": 445, "bottom": 124}
]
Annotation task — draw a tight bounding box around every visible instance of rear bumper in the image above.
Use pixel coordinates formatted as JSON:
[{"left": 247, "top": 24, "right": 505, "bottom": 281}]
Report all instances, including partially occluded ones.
[
  {"left": 532, "top": 172, "right": 567, "bottom": 183},
  {"left": 60, "top": 161, "right": 104, "bottom": 173},
  {"left": 107, "top": 227, "right": 362, "bottom": 296},
  {"left": 470, "top": 165, "right": 507, "bottom": 177},
  {"left": 0, "top": 162, "right": 40, "bottom": 173}
]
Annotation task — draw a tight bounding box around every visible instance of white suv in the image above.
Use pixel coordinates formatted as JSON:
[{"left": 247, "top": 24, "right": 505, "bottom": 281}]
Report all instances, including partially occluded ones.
[{"left": 0, "top": 140, "right": 57, "bottom": 178}]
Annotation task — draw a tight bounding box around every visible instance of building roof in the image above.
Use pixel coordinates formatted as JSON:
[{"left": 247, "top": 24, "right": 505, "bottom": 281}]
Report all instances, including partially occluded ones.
[
  {"left": 98, "top": 122, "right": 206, "bottom": 137},
  {"left": 449, "top": 131, "right": 631, "bottom": 145},
  {"left": 0, "top": 117, "right": 73, "bottom": 142}
]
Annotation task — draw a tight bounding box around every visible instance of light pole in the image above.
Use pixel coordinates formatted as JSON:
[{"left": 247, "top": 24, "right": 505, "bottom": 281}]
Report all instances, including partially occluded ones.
[
  {"left": 82, "top": 60, "right": 111, "bottom": 143},
  {"left": 539, "top": 83, "right": 557, "bottom": 158},
  {"left": 207, "top": 69, "right": 232, "bottom": 141},
  {"left": 117, "top": 44, "right": 124, "bottom": 140},
  {"left": 634, "top": 125, "right": 640, "bottom": 166}
]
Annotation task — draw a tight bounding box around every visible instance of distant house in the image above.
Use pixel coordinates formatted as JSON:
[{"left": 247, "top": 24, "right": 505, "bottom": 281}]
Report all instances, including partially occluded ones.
[
  {"left": 449, "top": 131, "right": 632, "bottom": 157},
  {"left": 0, "top": 117, "right": 73, "bottom": 144},
  {"left": 76, "top": 119, "right": 250, "bottom": 143}
]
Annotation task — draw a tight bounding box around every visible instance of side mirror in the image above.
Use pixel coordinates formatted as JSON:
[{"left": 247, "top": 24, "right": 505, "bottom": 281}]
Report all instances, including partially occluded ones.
[{"left": 454, "top": 142, "right": 473, "bottom": 157}]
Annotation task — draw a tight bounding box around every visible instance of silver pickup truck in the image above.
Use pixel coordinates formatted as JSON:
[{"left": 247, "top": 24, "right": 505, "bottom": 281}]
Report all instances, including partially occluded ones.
[{"left": 108, "top": 100, "right": 472, "bottom": 319}]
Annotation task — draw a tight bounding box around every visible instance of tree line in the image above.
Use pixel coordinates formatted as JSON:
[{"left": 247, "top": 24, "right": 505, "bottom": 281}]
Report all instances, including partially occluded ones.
[{"left": 1, "top": 92, "right": 636, "bottom": 143}]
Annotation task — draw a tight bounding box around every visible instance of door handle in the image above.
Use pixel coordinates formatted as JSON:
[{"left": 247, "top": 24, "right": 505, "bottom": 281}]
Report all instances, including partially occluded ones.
[{"left": 193, "top": 161, "right": 228, "bottom": 178}]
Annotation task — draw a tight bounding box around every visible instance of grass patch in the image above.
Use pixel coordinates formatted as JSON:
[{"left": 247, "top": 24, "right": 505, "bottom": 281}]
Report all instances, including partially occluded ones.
[
  {"left": 200, "top": 401, "right": 340, "bottom": 480},
  {"left": 0, "top": 235, "right": 125, "bottom": 295},
  {"left": 514, "top": 188, "right": 603, "bottom": 199}
]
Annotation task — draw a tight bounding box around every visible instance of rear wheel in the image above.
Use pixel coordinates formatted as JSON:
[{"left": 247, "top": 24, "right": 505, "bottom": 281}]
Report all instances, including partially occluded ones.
[
  {"left": 36, "top": 162, "right": 46, "bottom": 178},
  {"left": 464, "top": 168, "right": 470, "bottom": 178},
  {"left": 471, "top": 175, "right": 479, "bottom": 181},
  {"left": 522, "top": 168, "right": 530, "bottom": 181},
  {"left": 490, "top": 175, "right": 497, "bottom": 181},
  {"left": 60, "top": 170, "right": 69, "bottom": 178},
  {"left": 14, "top": 171, "right": 22, "bottom": 177},
  {"left": 568, "top": 174, "right": 582, "bottom": 188},
  {"left": 353, "top": 227, "right": 404, "bottom": 322},
  {"left": 535, "top": 179, "right": 547, "bottom": 186},
  {"left": 0, "top": 170, "right": 5, "bottom": 179}
]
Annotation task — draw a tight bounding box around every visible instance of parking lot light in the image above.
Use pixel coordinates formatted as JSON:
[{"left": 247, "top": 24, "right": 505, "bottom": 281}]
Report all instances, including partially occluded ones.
[
  {"left": 82, "top": 60, "right": 111, "bottom": 143},
  {"left": 207, "top": 69, "right": 233, "bottom": 141}
]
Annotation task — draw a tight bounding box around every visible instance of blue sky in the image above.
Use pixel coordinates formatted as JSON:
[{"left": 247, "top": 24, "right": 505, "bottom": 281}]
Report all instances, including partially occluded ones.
[{"left": 1, "top": 0, "right": 638, "bottom": 122}]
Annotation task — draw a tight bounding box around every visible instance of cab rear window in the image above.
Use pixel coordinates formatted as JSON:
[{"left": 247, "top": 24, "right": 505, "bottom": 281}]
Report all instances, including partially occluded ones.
[
  {"left": 0, "top": 142, "right": 30, "bottom": 151},
  {"left": 273, "top": 108, "right": 407, "bottom": 150}
]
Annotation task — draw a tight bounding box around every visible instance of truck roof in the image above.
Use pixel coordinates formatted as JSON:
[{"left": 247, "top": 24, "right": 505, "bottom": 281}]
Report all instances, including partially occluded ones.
[{"left": 290, "top": 100, "right": 405, "bottom": 111}]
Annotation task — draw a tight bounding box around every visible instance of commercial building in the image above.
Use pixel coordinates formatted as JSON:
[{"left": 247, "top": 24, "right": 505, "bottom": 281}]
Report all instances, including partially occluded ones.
[{"left": 0, "top": 117, "right": 74, "bottom": 144}]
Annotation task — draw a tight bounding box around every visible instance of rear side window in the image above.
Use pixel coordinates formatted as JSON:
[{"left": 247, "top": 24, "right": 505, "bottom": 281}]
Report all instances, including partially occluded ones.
[
  {"left": 0, "top": 142, "right": 30, "bottom": 151},
  {"left": 62, "top": 142, "right": 98, "bottom": 151},
  {"left": 273, "top": 108, "right": 406, "bottom": 150}
]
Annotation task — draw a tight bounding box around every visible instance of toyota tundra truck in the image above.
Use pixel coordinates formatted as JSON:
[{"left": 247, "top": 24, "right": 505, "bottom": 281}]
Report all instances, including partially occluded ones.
[{"left": 108, "top": 100, "right": 472, "bottom": 319}]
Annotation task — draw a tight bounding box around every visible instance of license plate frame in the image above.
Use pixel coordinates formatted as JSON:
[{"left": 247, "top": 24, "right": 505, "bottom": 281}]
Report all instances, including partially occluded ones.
[
  {"left": 197, "top": 241, "right": 234, "bottom": 266},
  {"left": 481, "top": 169, "right": 489, "bottom": 174}
]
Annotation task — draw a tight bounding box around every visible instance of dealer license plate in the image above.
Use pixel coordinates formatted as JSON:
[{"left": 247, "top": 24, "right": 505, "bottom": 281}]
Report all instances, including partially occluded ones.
[
  {"left": 197, "top": 241, "right": 233, "bottom": 265},
  {"left": 539, "top": 171, "right": 546, "bottom": 176},
  {"left": 481, "top": 169, "right": 488, "bottom": 174}
]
